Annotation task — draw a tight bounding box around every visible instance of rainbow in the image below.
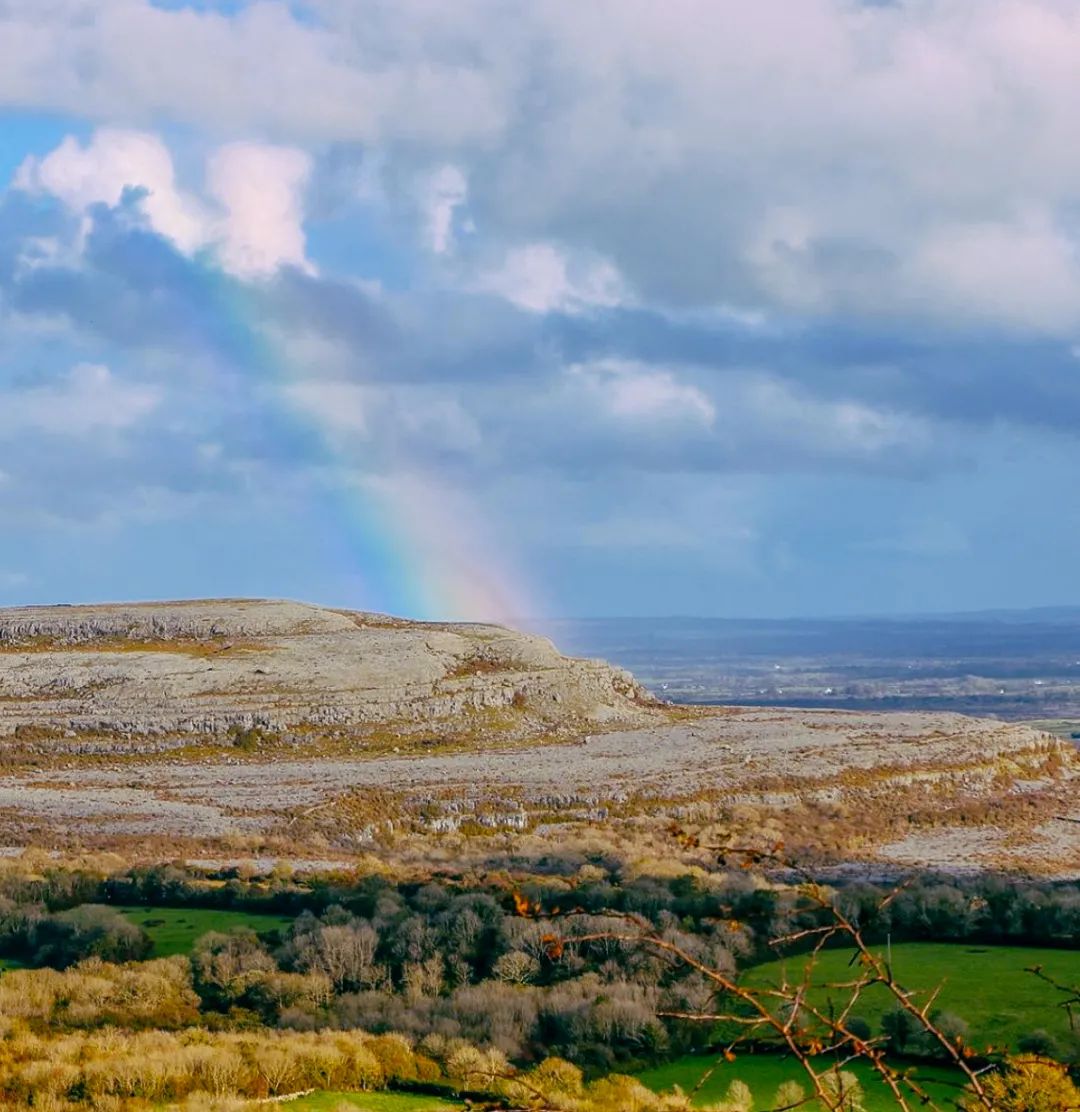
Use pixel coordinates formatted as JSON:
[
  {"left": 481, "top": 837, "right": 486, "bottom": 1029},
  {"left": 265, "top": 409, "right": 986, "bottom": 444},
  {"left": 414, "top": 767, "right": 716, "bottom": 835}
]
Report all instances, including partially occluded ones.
[{"left": 202, "top": 269, "right": 539, "bottom": 625}]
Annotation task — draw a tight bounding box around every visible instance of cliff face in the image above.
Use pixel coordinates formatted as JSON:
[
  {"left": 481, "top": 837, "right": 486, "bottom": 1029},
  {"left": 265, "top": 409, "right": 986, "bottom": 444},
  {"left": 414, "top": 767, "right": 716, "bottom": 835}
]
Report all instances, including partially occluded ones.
[{"left": 0, "top": 599, "right": 653, "bottom": 744}]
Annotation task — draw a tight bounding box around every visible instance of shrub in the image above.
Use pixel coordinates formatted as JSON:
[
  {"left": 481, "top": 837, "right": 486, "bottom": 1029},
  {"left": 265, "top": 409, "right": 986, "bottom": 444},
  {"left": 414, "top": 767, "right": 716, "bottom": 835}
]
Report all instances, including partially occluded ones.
[
  {"left": 445, "top": 1044, "right": 509, "bottom": 1091},
  {"left": 0, "top": 956, "right": 200, "bottom": 1028},
  {"left": 335, "top": 1040, "right": 383, "bottom": 1090},
  {"left": 366, "top": 1032, "right": 417, "bottom": 1082},
  {"left": 492, "top": 949, "right": 541, "bottom": 984},
  {"left": 246, "top": 970, "right": 332, "bottom": 1016},
  {"left": 191, "top": 930, "right": 275, "bottom": 1009},
  {"left": 964, "top": 1057, "right": 1080, "bottom": 1111},
  {"left": 1017, "top": 1028, "right": 1062, "bottom": 1058},
  {"left": 717, "top": 1079, "right": 753, "bottom": 1112},
  {"left": 413, "top": 1052, "right": 443, "bottom": 1083},
  {"left": 881, "top": 1006, "right": 968, "bottom": 1060},
  {"left": 820, "top": 1070, "right": 866, "bottom": 1112},
  {"left": 585, "top": 1073, "right": 674, "bottom": 1111},
  {"left": 773, "top": 1081, "right": 805, "bottom": 1108},
  {"left": 29, "top": 906, "right": 151, "bottom": 969},
  {"left": 527, "top": 1056, "right": 585, "bottom": 1099}
]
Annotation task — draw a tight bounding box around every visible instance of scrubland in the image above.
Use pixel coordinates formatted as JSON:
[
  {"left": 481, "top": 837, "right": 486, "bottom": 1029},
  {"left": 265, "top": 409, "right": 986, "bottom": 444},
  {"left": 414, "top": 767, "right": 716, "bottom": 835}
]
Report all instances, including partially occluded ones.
[{"left": 0, "top": 851, "right": 1068, "bottom": 1108}]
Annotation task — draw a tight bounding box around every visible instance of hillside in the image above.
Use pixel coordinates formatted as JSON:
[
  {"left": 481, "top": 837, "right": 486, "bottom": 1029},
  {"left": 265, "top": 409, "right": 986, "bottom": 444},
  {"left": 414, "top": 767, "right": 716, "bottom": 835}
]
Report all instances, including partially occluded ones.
[
  {"left": 0, "top": 599, "right": 1075, "bottom": 876},
  {"left": 0, "top": 599, "right": 653, "bottom": 746}
]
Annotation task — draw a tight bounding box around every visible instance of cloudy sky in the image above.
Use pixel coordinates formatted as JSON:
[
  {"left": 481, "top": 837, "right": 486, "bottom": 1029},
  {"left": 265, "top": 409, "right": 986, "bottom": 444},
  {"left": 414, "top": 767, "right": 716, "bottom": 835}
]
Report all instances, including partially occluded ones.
[{"left": 1, "top": 0, "right": 1080, "bottom": 620}]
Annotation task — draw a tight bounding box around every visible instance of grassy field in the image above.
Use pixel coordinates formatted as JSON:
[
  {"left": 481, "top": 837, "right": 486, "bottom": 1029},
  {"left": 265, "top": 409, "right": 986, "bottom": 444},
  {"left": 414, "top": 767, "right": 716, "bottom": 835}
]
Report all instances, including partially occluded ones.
[
  {"left": 116, "top": 906, "right": 294, "bottom": 957},
  {"left": 638, "top": 1054, "right": 964, "bottom": 1110},
  {"left": 281, "top": 1094, "right": 460, "bottom": 1111},
  {"left": 746, "top": 942, "right": 1080, "bottom": 1054}
]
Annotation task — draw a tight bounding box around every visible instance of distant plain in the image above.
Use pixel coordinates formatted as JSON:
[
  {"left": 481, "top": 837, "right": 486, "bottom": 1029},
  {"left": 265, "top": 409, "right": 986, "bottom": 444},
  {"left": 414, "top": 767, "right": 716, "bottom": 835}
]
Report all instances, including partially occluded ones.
[{"left": 549, "top": 608, "right": 1080, "bottom": 722}]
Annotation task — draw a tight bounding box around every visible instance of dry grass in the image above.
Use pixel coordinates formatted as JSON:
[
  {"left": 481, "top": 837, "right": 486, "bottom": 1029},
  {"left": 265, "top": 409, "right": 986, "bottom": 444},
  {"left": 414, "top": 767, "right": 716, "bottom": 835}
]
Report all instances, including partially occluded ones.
[{"left": 442, "top": 657, "right": 523, "bottom": 680}]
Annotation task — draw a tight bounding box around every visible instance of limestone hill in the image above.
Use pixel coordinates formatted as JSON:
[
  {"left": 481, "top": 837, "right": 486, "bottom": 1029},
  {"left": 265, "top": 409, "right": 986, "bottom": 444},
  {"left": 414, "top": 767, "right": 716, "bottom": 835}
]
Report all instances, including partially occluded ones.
[{"left": 0, "top": 599, "right": 653, "bottom": 748}]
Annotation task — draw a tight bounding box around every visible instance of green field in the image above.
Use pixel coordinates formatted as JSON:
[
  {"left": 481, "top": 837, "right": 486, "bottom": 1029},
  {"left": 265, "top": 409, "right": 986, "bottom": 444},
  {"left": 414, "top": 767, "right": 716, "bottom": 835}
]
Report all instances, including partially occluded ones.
[
  {"left": 116, "top": 906, "right": 294, "bottom": 957},
  {"left": 746, "top": 942, "right": 1080, "bottom": 1054},
  {"left": 636, "top": 943, "right": 1080, "bottom": 1109},
  {"left": 281, "top": 1094, "right": 459, "bottom": 1111},
  {"left": 638, "top": 1054, "right": 964, "bottom": 1110}
]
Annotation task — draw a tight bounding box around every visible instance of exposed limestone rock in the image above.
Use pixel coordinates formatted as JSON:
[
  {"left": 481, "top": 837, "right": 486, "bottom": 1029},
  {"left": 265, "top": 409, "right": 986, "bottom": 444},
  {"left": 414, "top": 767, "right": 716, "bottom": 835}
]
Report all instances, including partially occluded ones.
[
  {"left": 0, "top": 599, "right": 1074, "bottom": 875},
  {"left": 0, "top": 599, "right": 654, "bottom": 743}
]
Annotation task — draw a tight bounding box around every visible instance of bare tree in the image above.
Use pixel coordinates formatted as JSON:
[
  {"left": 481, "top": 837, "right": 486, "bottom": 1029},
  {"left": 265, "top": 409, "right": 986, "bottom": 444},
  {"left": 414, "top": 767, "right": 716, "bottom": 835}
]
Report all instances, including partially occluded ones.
[{"left": 293, "top": 921, "right": 381, "bottom": 990}]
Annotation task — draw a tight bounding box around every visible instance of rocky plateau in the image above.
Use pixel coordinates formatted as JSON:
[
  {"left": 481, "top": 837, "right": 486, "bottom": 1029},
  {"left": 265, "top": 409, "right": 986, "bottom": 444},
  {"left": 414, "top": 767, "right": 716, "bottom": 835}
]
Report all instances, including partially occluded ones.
[{"left": 0, "top": 598, "right": 1075, "bottom": 877}]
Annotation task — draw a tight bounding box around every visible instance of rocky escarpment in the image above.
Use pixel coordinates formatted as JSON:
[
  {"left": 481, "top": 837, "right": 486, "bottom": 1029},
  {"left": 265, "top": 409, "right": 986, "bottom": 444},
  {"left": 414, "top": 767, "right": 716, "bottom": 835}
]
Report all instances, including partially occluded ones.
[{"left": 0, "top": 599, "right": 654, "bottom": 745}]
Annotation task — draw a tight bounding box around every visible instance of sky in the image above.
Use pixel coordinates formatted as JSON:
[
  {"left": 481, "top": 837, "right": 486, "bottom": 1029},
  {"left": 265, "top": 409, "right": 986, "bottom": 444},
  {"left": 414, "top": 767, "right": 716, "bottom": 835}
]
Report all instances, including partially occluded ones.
[{"left": 3, "top": 1, "right": 1080, "bottom": 621}]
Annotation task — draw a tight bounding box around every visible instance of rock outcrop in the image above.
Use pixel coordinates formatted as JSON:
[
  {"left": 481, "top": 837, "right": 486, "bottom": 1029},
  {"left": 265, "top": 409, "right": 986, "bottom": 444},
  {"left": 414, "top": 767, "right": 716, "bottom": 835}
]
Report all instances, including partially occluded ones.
[{"left": 0, "top": 599, "right": 653, "bottom": 744}]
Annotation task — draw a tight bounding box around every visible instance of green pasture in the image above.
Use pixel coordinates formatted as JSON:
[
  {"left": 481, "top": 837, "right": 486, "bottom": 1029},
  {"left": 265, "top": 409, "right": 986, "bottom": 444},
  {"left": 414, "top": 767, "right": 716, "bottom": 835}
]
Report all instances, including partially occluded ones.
[
  {"left": 746, "top": 941, "right": 1080, "bottom": 1054},
  {"left": 636, "top": 943, "right": 1080, "bottom": 1108},
  {"left": 116, "top": 905, "right": 293, "bottom": 957},
  {"left": 638, "top": 1054, "right": 963, "bottom": 1110}
]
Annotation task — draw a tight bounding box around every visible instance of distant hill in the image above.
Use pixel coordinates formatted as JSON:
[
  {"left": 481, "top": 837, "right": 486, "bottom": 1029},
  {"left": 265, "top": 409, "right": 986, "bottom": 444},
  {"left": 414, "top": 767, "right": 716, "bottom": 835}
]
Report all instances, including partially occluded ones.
[{"left": 0, "top": 598, "right": 653, "bottom": 750}]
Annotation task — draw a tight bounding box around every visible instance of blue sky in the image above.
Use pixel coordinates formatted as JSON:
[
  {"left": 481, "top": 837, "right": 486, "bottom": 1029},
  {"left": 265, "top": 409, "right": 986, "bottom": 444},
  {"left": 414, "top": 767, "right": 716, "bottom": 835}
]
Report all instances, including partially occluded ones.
[{"left": 2, "top": 0, "right": 1080, "bottom": 621}]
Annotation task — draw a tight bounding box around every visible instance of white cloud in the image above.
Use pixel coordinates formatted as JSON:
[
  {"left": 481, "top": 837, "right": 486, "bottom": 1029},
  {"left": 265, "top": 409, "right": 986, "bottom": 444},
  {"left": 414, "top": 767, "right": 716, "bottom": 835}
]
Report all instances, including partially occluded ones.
[
  {"left": 18, "top": 129, "right": 313, "bottom": 279},
  {"left": 902, "top": 215, "right": 1080, "bottom": 333},
  {"left": 16, "top": 129, "right": 210, "bottom": 254},
  {"left": 569, "top": 359, "right": 715, "bottom": 426},
  {"left": 422, "top": 164, "right": 468, "bottom": 254},
  {"left": 12, "top": 3, "right": 1080, "bottom": 328},
  {"left": 716, "top": 373, "right": 933, "bottom": 463},
  {"left": 206, "top": 142, "right": 313, "bottom": 278},
  {"left": 0, "top": 0, "right": 507, "bottom": 145},
  {"left": 559, "top": 360, "right": 937, "bottom": 472},
  {"left": 284, "top": 380, "right": 482, "bottom": 458},
  {"left": 479, "top": 243, "right": 626, "bottom": 314},
  {"left": 0, "top": 363, "right": 162, "bottom": 437}
]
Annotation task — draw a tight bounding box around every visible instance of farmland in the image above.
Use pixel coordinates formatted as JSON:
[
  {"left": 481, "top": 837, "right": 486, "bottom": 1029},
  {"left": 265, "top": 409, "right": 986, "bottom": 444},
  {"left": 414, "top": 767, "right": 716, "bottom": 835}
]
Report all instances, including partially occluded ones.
[
  {"left": 115, "top": 905, "right": 293, "bottom": 957},
  {"left": 638, "top": 1054, "right": 963, "bottom": 1110},
  {"left": 747, "top": 941, "right": 1080, "bottom": 1054}
]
